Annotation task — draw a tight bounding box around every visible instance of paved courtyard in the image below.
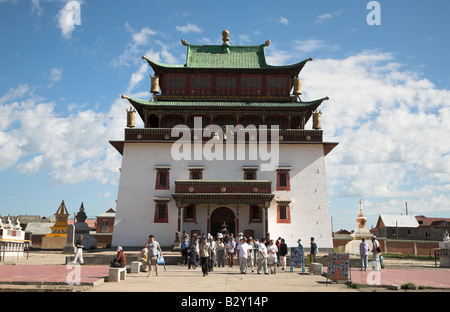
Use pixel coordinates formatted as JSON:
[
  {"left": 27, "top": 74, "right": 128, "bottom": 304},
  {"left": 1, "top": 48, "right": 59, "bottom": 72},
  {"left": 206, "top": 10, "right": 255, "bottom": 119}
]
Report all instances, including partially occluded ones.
[{"left": 0, "top": 250, "right": 449, "bottom": 294}]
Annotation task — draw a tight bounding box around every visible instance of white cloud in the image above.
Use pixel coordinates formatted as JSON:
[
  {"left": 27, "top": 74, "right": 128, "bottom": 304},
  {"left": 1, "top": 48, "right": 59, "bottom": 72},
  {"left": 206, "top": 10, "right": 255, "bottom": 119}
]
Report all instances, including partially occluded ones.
[
  {"left": 57, "top": 0, "right": 83, "bottom": 39},
  {"left": 279, "top": 17, "right": 289, "bottom": 25},
  {"left": 297, "top": 50, "right": 450, "bottom": 216},
  {"left": 175, "top": 23, "right": 202, "bottom": 34},
  {"left": 49, "top": 67, "right": 63, "bottom": 82},
  {"left": 31, "top": 0, "right": 43, "bottom": 17},
  {"left": 315, "top": 10, "right": 342, "bottom": 23}
]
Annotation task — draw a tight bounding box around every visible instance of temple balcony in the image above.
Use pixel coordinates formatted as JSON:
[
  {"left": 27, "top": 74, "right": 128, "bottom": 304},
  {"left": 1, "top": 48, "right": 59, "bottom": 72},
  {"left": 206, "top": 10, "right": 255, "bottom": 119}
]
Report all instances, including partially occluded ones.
[{"left": 123, "top": 128, "right": 323, "bottom": 143}]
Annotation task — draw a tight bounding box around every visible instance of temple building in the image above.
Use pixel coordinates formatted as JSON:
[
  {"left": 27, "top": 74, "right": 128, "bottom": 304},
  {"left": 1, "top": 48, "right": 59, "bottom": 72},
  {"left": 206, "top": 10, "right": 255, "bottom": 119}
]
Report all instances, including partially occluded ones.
[{"left": 110, "top": 30, "right": 338, "bottom": 250}]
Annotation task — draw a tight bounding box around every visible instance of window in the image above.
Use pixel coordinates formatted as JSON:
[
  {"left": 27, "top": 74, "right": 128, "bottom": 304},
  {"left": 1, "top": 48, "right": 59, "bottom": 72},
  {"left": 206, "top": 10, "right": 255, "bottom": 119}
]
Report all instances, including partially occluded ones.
[
  {"left": 276, "top": 171, "right": 291, "bottom": 191},
  {"left": 245, "top": 172, "right": 256, "bottom": 180},
  {"left": 266, "top": 75, "right": 289, "bottom": 96},
  {"left": 267, "top": 115, "right": 288, "bottom": 130},
  {"left": 240, "top": 75, "right": 262, "bottom": 96},
  {"left": 189, "top": 166, "right": 204, "bottom": 180},
  {"left": 155, "top": 167, "right": 170, "bottom": 190},
  {"left": 249, "top": 205, "right": 261, "bottom": 223},
  {"left": 164, "top": 74, "right": 186, "bottom": 95},
  {"left": 154, "top": 203, "right": 168, "bottom": 223},
  {"left": 101, "top": 220, "right": 109, "bottom": 233},
  {"left": 277, "top": 205, "right": 291, "bottom": 223},
  {"left": 161, "top": 114, "right": 184, "bottom": 128},
  {"left": 215, "top": 76, "right": 236, "bottom": 95},
  {"left": 190, "top": 75, "right": 211, "bottom": 95},
  {"left": 184, "top": 205, "right": 196, "bottom": 223}
]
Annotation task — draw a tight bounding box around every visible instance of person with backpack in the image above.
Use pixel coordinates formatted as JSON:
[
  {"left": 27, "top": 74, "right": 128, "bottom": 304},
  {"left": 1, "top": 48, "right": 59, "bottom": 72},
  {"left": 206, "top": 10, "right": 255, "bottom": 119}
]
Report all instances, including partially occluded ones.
[{"left": 371, "top": 235, "right": 381, "bottom": 271}]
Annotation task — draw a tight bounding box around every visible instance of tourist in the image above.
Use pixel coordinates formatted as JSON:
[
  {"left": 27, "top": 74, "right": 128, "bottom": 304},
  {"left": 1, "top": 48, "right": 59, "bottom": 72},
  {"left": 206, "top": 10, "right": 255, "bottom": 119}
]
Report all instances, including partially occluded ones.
[
  {"left": 253, "top": 238, "right": 260, "bottom": 267},
  {"left": 267, "top": 239, "right": 278, "bottom": 274},
  {"left": 371, "top": 235, "right": 381, "bottom": 271},
  {"left": 145, "top": 234, "right": 163, "bottom": 277},
  {"left": 247, "top": 237, "right": 254, "bottom": 273},
  {"left": 279, "top": 238, "right": 288, "bottom": 270},
  {"left": 110, "top": 245, "right": 126, "bottom": 268},
  {"left": 199, "top": 237, "right": 211, "bottom": 276},
  {"left": 360, "top": 238, "right": 369, "bottom": 271},
  {"left": 73, "top": 235, "right": 84, "bottom": 265},
  {"left": 227, "top": 237, "right": 236, "bottom": 267},
  {"left": 188, "top": 239, "right": 199, "bottom": 269},
  {"left": 216, "top": 238, "right": 225, "bottom": 267},
  {"left": 310, "top": 237, "right": 318, "bottom": 263},
  {"left": 237, "top": 237, "right": 250, "bottom": 274},
  {"left": 138, "top": 247, "right": 149, "bottom": 272},
  {"left": 276, "top": 237, "right": 281, "bottom": 267},
  {"left": 257, "top": 238, "right": 269, "bottom": 274},
  {"left": 297, "top": 238, "right": 303, "bottom": 249},
  {"left": 181, "top": 236, "right": 190, "bottom": 266},
  {"left": 208, "top": 236, "right": 216, "bottom": 271}
]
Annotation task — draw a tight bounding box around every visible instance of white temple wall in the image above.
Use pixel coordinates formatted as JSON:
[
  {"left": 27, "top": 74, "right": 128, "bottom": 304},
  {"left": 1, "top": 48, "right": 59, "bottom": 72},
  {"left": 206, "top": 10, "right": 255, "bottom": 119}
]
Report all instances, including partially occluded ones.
[{"left": 112, "top": 142, "right": 333, "bottom": 249}]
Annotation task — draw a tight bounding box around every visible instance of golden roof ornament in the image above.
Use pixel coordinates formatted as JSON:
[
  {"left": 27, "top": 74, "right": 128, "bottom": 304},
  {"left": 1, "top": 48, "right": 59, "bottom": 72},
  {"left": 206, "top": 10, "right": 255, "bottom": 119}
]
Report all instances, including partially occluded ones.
[
  {"left": 222, "top": 30, "right": 230, "bottom": 45},
  {"left": 264, "top": 39, "right": 271, "bottom": 47},
  {"left": 181, "top": 38, "right": 188, "bottom": 46}
]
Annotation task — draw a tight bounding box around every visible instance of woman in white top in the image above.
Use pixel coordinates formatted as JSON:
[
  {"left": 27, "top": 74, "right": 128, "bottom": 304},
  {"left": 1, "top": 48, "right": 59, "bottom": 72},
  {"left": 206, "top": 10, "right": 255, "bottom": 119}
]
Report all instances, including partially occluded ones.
[
  {"left": 227, "top": 237, "right": 236, "bottom": 267},
  {"left": 267, "top": 239, "right": 278, "bottom": 274}
]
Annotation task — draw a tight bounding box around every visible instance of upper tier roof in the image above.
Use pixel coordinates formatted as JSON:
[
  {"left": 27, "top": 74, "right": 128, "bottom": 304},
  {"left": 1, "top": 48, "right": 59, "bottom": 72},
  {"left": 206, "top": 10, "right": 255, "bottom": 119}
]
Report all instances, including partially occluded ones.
[{"left": 142, "top": 30, "right": 312, "bottom": 76}]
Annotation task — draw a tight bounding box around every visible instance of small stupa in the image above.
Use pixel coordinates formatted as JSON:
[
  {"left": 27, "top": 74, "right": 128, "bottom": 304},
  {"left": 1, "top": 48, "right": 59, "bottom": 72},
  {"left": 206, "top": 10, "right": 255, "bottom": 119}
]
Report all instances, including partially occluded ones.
[{"left": 345, "top": 200, "right": 373, "bottom": 254}]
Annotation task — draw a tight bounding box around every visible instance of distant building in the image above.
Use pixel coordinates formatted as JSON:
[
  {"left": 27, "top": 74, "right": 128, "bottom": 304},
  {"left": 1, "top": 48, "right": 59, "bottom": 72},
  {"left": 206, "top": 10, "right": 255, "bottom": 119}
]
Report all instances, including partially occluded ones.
[
  {"left": 375, "top": 215, "right": 420, "bottom": 240},
  {"left": 415, "top": 215, "right": 450, "bottom": 241},
  {"left": 92, "top": 209, "right": 115, "bottom": 248}
]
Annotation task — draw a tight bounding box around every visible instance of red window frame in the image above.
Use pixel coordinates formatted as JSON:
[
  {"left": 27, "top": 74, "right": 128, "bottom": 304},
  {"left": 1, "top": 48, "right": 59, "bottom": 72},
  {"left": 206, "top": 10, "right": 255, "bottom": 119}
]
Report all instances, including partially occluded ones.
[
  {"left": 249, "top": 205, "right": 262, "bottom": 223},
  {"left": 240, "top": 75, "right": 262, "bottom": 96},
  {"left": 215, "top": 75, "right": 237, "bottom": 96},
  {"left": 266, "top": 75, "right": 289, "bottom": 96},
  {"left": 155, "top": 171, "right": 170, "bottom": 190},
  {"left": 277, "top": 205, "right": 291, "bottom": 223},
  {"left": 267, "top": 115, "right": 288, "bottom": 130},
  {"left": 190, "top": 75, "right": 212, "bottom": 96},
  {"left": 276, "top": 172, "right": 291, "bottom": 191},
  {"left": 183, "top": 205, "right": 197, "bottom": 223},
  {"left": 189, "top": 171, "right": 203, "bottom": 180},
  {"left": 244, "top": 172, "right": 256, "bottom": 180},
  {"left": 154, "top": 203, "right": 169, "bottom": 223},
  {"left": 161, "top": 114, "right": 184, "bottom": 128},
  {"left": 164, "top": 74, "right": 187, "bottom": 96}
]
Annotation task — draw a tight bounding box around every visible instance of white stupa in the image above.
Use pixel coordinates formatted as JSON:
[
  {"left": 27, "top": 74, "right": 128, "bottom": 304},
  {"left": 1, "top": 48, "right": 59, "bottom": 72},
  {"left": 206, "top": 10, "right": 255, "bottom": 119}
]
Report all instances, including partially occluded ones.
[{"left": 345, "top": 200, "right": 373, "bottom": 254}]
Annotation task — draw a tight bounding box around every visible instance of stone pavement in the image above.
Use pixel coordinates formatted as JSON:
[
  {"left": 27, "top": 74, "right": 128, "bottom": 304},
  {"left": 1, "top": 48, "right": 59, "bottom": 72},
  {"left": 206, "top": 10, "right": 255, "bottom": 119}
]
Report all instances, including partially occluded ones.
[{"left": 0, "top": 250, "right": 449, "bottom": 293}]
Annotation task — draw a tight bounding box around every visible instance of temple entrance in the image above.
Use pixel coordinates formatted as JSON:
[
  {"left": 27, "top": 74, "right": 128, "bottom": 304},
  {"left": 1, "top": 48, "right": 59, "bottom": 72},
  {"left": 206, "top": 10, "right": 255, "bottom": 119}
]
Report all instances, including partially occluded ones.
[{"left": 210, "top": 206, "right": 235, "bottom": 237}]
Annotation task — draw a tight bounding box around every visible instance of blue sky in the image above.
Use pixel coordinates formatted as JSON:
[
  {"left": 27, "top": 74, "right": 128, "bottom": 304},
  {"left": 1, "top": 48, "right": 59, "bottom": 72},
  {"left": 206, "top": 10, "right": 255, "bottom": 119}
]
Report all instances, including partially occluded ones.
[{"left": 1, "top": 0, "right": 450, "bottom": 232}]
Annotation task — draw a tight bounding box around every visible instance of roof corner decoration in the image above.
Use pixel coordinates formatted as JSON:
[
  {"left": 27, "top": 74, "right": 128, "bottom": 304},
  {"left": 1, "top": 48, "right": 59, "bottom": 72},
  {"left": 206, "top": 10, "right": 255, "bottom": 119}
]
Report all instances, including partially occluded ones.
[{"left": 222, "top": 29, "right": 230, "bottom": 46}]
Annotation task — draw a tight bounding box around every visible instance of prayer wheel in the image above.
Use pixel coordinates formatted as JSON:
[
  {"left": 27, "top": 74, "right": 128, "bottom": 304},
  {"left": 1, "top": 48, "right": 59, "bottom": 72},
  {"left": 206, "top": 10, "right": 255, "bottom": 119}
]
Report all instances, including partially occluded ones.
[
  {"left": 313, "top": 111, "right": 322, "bottom": 130},
  {"left": 127, "top": 107, "right": 136, "bottom": 128},
  {"left": 151, "top": 76, "right": 160, "bottom": 94},
  {"left": 293, "top": 77, "right": 302, "bottom": 95}
]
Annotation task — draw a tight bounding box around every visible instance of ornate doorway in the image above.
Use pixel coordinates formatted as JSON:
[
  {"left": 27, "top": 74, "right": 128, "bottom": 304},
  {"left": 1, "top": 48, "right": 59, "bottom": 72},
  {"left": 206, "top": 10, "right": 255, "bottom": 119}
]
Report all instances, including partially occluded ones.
[{"left": 210, "top": 206, "right": 235, "bottom": 237}]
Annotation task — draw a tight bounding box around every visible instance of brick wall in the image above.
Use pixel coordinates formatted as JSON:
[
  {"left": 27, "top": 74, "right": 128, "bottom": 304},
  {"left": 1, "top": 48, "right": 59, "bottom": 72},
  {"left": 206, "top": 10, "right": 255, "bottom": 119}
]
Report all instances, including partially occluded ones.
[{"left": 332, "top": 237, "right": 439, "bottom": 256}]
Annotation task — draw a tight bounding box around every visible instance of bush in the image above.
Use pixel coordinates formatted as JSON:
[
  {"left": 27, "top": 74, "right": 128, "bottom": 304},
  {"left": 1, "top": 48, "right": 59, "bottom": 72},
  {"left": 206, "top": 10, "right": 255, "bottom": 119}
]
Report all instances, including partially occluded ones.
[{"left": 401, "top": 283, "right": 417, "bottom": 290}]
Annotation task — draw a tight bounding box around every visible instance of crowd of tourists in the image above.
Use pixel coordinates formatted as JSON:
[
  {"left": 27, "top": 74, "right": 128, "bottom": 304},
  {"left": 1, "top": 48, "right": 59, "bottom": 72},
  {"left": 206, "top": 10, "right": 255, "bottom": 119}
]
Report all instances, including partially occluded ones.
[{"left": 179, "top": 232, "right": 314, "bottom": 277}]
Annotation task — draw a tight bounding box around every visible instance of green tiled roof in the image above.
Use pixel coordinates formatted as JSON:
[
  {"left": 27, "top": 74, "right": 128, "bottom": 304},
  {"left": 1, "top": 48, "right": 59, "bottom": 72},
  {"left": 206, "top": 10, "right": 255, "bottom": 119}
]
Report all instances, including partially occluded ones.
[
  {"left": 121, "top": 96, "right": 328, "bottom": 121},
  {"left": 187, "top": 44, "right": 266, "bottom": 69},
  {"left": 142, "top": 44, "right": 312, "bottom": 74}
]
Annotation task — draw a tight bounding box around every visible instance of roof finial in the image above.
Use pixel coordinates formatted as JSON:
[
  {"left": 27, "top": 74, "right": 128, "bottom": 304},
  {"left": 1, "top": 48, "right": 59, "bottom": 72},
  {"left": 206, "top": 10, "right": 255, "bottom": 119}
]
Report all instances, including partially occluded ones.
[
  {"left": 222, "top": 30, "right": 230, "bottom": 45},
  {"left": 265, "top": 39, "right": 271, "bottom": 47},
  {"left": 181, "top": 38, "right": 188, "bottom": 46}
]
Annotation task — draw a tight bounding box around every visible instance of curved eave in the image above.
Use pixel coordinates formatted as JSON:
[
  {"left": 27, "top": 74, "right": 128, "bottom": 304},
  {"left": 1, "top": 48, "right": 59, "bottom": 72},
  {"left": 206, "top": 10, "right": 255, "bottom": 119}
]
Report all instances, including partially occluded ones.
[
  {"left": 121, "top": 95, "right": 328, "bottom": 123},
  {"left": 142, "top": 53, "right": 313, "bottom": 76}
]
